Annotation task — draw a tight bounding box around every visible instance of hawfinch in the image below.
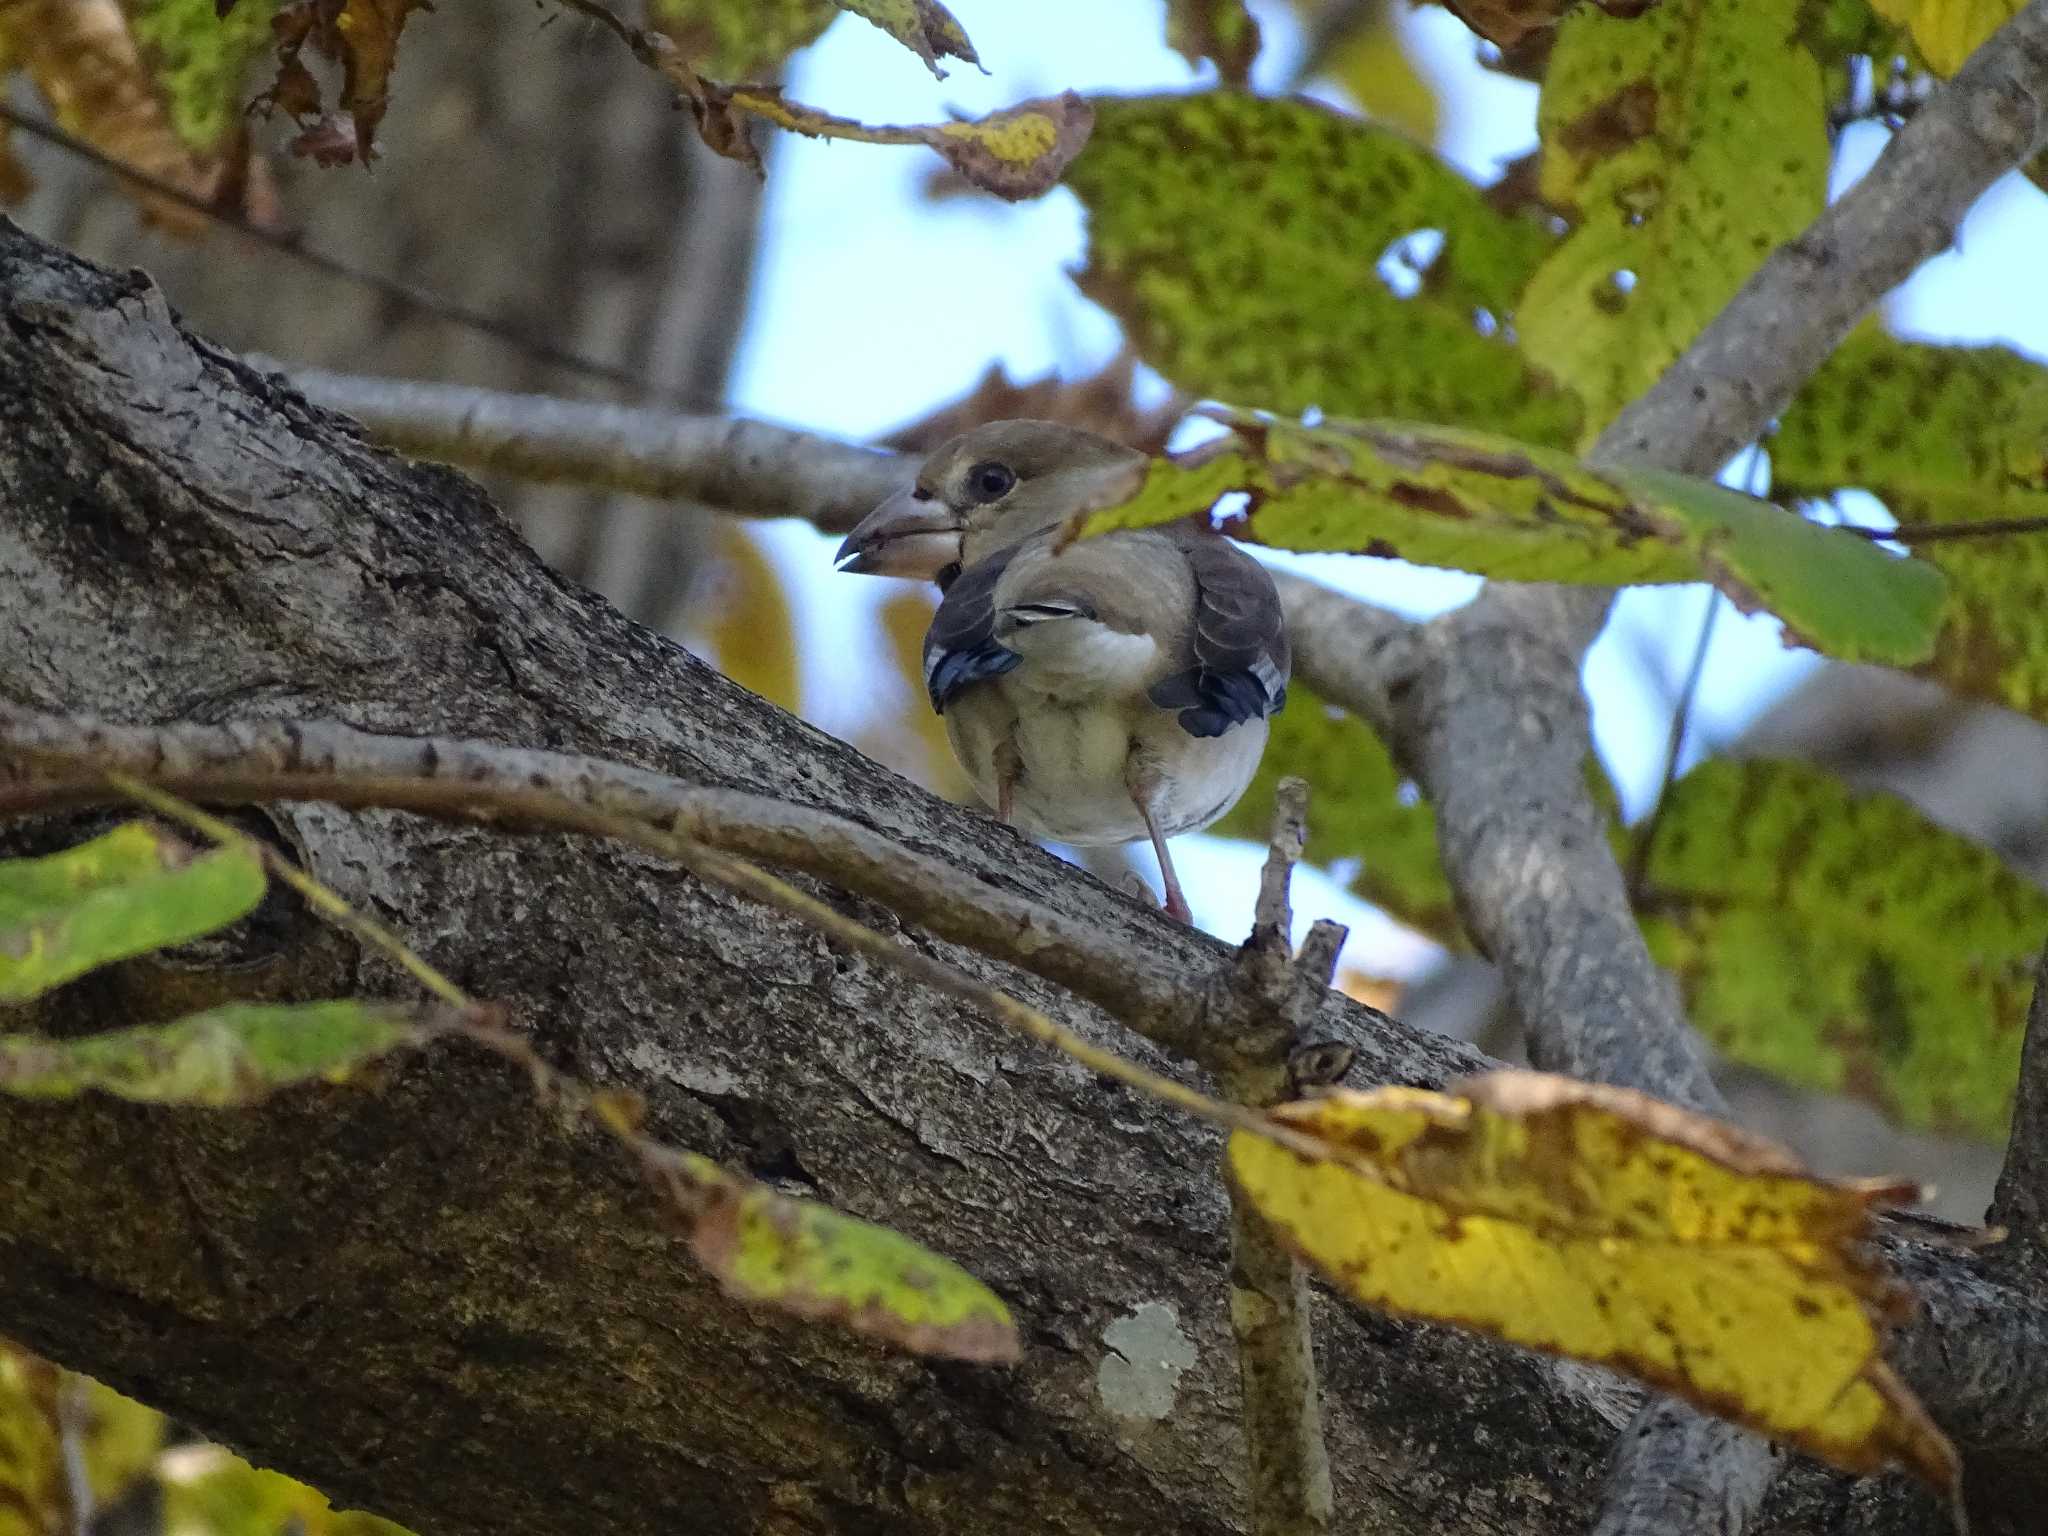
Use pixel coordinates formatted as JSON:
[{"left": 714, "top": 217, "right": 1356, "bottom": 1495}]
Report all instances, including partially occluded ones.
[{"left": 836, "top": 420, "right": 1288, "bottom": 924}]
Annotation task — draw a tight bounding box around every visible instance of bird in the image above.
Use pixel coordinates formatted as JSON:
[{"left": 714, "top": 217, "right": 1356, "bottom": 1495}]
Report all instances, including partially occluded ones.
[{"left": 835, "top": 420, "right": 1288, "bottom": 925}]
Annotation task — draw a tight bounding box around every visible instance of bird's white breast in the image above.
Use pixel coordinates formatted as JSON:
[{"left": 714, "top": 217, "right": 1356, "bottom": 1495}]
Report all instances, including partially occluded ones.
[{"left": 946, "top": 685, "right": 1268, "bottom": 848}]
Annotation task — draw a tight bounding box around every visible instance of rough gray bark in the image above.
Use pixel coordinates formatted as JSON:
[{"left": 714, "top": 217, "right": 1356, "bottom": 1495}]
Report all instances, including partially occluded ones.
[{"left": 10, "top": 1, "right": 762, "bottom": 626}]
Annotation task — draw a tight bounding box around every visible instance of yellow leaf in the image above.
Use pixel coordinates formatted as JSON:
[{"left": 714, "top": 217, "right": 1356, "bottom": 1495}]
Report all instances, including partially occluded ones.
[
  {"left": 1306, "top": 2, "right": 1440, "bottom": 145},
  {"left": 1869, "top": 0, "right": 2022, "bottom": 73},
  {"left": 1228, "top": 1071, "right": 1956, "bottom": 1491},
  {"left": 696, "top": 525, "right": 801, "bottom": 712},
  {"left": 866, "top": 589, "right": 970, "bottom": 799},
  {"left": 0, "top": 1345, "right": 63, "bottom": 1536}
]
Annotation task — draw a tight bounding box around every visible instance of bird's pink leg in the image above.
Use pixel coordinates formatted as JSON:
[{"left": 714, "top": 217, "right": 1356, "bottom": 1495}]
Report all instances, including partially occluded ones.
[{"left": 1126, "top": 760, "right": 1192, "bottom": 925}]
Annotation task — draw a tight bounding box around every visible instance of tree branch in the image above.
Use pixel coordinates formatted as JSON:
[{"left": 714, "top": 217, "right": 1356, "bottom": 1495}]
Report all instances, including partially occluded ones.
[
  {"left": 1210, "top": 781, "right": 1345, "bottom": 1536},
  {"left": 1990, "top": 940, "right": 2048, "bottom": 1267},
  {"left": 271, "top": 364, "right": 908, "bottom": 534},
  {"left": 0, "top": 711, "right": 1224, "bottom": 1069}
]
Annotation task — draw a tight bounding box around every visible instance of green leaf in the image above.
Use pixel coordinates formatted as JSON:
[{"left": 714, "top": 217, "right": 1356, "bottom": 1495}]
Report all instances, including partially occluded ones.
[
  {"left": 1213, "top": 685, "right": 1460, "bottom": 944},
  {"left": 1085, "top": 410, "right": 1945, "bottom": 664},
  {"left": 648, "top": 0, "right": 836, "bottom": 79},
  {"left": 130, "top": 0, "right": 280, "bottom": 150},
  {"left": 0, "top": 823, "right": 265, "bottom": 1002},
  {"left": 1066, "top": 92, "right": 1582, "bottom": 444},
  {"left": 1636, "top": 759, "right": 2048, "bottom": 1139},
  {"left": 0, "top": 1001, "right": 422, "bottom": 1106},
  {"left": 1612, "top": 466, "right": 1946, "bottom": 663},
  {"left": 831, "top": 0, "right": 978, "bottom": 75},
  {"left": 1518, "top": 0, "right": 1830, "bottom": 437},
  {"left": 690, "top": 1174, "right": 1020, "bottom": 1363},
  {"left": 1772, "top": 329, "right": 2048, "bottom": 723}
]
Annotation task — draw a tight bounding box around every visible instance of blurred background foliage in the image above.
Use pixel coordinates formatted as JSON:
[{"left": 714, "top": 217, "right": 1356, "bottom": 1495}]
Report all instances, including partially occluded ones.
[{"left": 0, "top": 1341, "right": 412, "bottom": 1536}]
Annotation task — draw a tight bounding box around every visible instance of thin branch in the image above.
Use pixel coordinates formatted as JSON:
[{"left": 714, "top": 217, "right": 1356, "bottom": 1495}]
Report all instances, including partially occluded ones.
[
  {"left": 1846, "top": 515, "right": 2048, "bottom": 544},
  {"left": 0, "top": 709, "right": 1216, "bottom": 1065},
  {"left": 1214, "top": 780, "right": 1344, "bottom": 1536},
  {"left": 1989, "top": 937, "right": 2048, "bottom": 1267},
  {"left": 271, "top": 367, "right": 908, "bottom": 535},
  {"left": 0, "top": 104, "right": 654, "bottom": 395},
  {"left": 1626, "top": 589, "right": 1721, "bottom": 903}
]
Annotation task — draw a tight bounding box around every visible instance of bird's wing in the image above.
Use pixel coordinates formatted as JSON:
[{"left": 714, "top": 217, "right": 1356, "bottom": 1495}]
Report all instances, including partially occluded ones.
[
  {"left": 924, "top": 544, "right": 1026, "bottom": 713},
  {"left": 1146, "top": 533, "right": 1290, "bottom": 739}
]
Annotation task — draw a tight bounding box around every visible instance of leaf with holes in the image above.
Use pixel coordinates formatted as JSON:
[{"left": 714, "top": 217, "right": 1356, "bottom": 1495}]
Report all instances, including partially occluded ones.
[
  {"left": 0, "top": 823, "right": 265, "bottom": 1001},
  {"left": 0, "top": 1001, "right": 424, "bottom": 1106},
  {"left": 1066, "top": 93, "right": 1582, "bottom": 443},
  {"left": 1232, "top": 1070, "right": 1956, "bottom": 1489},
  {"left": 1081, "top": 409, "right": 1944, "bottom": 664},
  {"left": 1772, "top": 328, "right": 2048, "bottom": 726},
  {"left": 1213, "top": 684, "right": 1459, "bottom": 944},
  {"left": 1633, "top": 758, "right": 2048, "bottom": 1139},
  {"left": 1518, "top": 0, "right": 1829, "bottom": 438}
]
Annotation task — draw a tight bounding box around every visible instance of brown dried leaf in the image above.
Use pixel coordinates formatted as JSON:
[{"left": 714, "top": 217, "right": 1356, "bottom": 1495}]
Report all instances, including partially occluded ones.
[
  {"left": 881, "top": 354, "right": 1186, "bottom": 455},
  {"left": 262, "top": 0, "right": 430, "bottom": 163},
  {"left": 689, "top": 81, "right": 1091, "bottom": 200},
  {"left": 9, "top": 0, "right": 213, "bottom": 231}
]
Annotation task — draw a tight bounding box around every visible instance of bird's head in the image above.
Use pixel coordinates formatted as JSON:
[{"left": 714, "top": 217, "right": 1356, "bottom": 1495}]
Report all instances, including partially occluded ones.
[{"left": 834, "top": 420, "right": 1148, "bottom": 582}]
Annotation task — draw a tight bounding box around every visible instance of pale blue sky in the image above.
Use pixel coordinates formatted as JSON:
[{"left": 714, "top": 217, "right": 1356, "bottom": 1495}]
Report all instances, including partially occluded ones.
[{"left": 724, "top": 1, "right": 2048, "bottom": 960}]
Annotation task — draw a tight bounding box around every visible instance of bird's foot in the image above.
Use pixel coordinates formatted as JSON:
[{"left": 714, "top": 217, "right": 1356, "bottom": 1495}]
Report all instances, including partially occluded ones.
[{"left": 1161, "top": 887, "right": 1193, "bottom": 925}]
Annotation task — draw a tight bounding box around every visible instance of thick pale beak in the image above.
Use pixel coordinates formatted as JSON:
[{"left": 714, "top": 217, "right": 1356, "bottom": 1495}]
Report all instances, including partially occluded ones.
[{"left": 834, "top": 489, "right": 963, "bottom": 579}]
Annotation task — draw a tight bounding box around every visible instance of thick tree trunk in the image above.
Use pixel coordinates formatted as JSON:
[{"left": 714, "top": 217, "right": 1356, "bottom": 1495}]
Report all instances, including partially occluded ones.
[
  {"left": 0, "top": 219, "right": 2002, "bottom": 1536},
  {"left": 10, "top": 5, "right": 762, "bottom": 625}
]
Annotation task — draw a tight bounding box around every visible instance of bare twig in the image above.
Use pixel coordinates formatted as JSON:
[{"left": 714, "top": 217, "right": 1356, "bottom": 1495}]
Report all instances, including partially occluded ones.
[
  {"left": 271, "top": 367, "right": 908, "bottom": 535},
  {"left": 1990, "top": 938, "right": 2048, "bottom": 1267},
  {"left": 1846, "top": 515, "right": 2048, "bottom": 544},
  {"left": 1626, "top": 589, "right": 1721, "bottom": 904},
  {"left": 0, "top": 710, "right": 1213, "bottom": 1063},
  {"left": 0, "top": 105, "right": 651, "bottom": 394},
  {"left": 1211, "top": 781, "right": 1346, "bottom": 1536}
]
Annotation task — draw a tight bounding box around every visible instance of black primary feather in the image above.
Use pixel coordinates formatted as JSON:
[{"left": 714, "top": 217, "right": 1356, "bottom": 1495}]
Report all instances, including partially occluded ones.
[
  {"left": 1147, "top": 535, "right": 1289, "bottom": 738},
  {"left": 923, "top": 545, "right": 1023, "bottom": 713}
]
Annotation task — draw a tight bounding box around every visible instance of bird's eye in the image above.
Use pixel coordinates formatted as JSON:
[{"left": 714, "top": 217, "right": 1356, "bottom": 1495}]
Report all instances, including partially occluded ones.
[{"left": 966, "top": 461, "right": 1016, "bottom": 503}]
